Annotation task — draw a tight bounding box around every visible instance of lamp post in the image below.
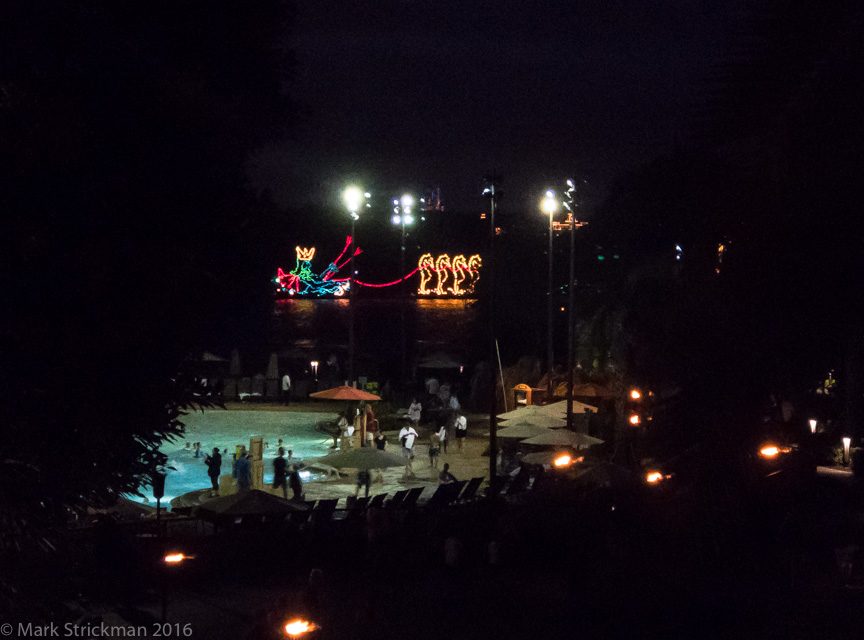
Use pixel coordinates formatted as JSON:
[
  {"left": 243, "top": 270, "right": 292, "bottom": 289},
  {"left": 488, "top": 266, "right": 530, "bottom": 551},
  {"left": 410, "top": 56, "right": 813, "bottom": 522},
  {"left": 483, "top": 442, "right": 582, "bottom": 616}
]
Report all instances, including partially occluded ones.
[
  {"left": 563, "top": 180, "right": 577, "bottom": 431},
  {"left": 392, "top": 194, "right": 415, "bottom": 386},
  {"left": 540, "top": 191, "right": 558, "bottom": 403},
  {"left": 484, "top": 179, "right": 499, "bottom": 492},
  {"left": 343, "top": 186, "right": 369, "bottom": 385}
]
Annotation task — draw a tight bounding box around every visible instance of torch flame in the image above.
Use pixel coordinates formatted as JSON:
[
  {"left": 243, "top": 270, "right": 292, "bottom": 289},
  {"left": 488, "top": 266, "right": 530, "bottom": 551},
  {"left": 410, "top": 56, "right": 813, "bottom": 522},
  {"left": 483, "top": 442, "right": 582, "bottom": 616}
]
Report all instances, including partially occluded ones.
[{"left": 284, "top": 619, "right": 317, "bottom": 637}]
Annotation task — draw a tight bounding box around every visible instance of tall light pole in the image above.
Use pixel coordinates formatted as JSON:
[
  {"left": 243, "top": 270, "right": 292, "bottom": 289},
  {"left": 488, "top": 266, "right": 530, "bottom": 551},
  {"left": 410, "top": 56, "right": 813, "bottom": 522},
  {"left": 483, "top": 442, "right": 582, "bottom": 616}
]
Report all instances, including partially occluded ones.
[
  {"left": 541, "top": 191, "right": 558, "bottom": 403},
  {"left": 483, "top": 179, "right": 499, "bottom": 492},
  {"left": 564, "top": 180, "right": 577, "bottom": 431},
  {"left": 343, "top": 186, "right": 369, "bottom": 385},
  {"left": 392, "top": 194, "right": 415, "bottom": 386}
]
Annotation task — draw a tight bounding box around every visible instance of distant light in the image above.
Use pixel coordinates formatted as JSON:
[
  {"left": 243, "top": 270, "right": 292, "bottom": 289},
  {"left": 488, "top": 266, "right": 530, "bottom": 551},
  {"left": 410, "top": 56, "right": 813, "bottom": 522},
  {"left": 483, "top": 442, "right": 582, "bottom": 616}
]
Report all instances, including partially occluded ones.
[
  {"left": 540, "top": 191, "right": 558, "bottom": 215},
  {"left": 567, "top": 179, "right": 574, "bottom": 187},
  {"left": 598, "top": 255, "right": 605, "bottom": 261},
  {"left": 630, "top": 389, "right": 641, "bottom": 400},
  {"left": 164, "top": 553, "right": 190, "bottom": 564},
  {"left": 809, "top": 419, "right": 817, "bottom": 434},
  {"left": 629, "top": 414, "right": 640, "bottom": 425},
  {"left": 645, "top": 471, "right": 663, "bottom": 484},
  {"left": 363, "top": 192, "right": 371, "bottom": 198},
  {"left": 392, "top": 215, "right": 401, "bottom": 225},
  {"left": 404, "top": 214, "right": 414, "bottom": 225},
  {"left": 393, "top": 199, "right": 399, "bottom": 205},
  {"left": 401, "top": 194, "right": 414, "bottom": 209},
  {"left": 343, "top": 186, "right": 364, "bottom": 213}
]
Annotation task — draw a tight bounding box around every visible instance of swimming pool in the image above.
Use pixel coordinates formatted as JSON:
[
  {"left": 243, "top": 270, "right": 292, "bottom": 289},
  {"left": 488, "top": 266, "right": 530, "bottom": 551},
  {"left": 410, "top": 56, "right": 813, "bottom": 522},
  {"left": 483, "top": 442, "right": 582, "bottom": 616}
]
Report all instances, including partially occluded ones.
[{"left": 129, "top": 408, "right": 338, "bottom": 508}]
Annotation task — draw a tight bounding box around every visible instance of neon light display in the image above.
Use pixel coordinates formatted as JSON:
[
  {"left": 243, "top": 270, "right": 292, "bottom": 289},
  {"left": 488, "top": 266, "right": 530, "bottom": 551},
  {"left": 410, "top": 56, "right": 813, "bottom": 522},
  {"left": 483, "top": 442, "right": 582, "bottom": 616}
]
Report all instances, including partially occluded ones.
[
  {"left": 276, "top": 239, "right": 481, "bottom": 297},
  {"left": 418, "top": 253, "right": 481, "bottom": 296},
  {"left": 275, "top": 244, "right": 353, "bottom": 297}
]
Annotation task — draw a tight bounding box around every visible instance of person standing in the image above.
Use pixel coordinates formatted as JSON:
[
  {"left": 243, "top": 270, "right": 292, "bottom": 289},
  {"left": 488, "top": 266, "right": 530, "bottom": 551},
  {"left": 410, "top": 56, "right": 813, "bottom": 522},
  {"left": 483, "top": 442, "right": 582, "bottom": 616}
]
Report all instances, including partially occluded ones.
[
  {"left": 408, "top": 398, "right": 422, "bottom": 429},
  {"left": 204, "top": 447, "right": 221, "bottom": 496},
  {"left": 281, "top": 372, "right": 292, "bottom": 405},
  {"left": 429, "top": 431, "right": 441, "bottom": 469},
  {"left": 365, "top": 404, "right": 376, "bottom": 447},
  {"left": 455, "top": 412, "right": 468, "bottom": 452},
  {"left": 233, "top": 446, "right": 252, "bottom": 493},
  {"left": 437, "top": 423, "right": 448, "bottom": 455},
  {"left": 289, "top": 469, "right": 303, "bottom": 502},
  {"left": 354, "top": 406, "right": 367, "bottom": 448},
  {"left": 398, "top": 423, "right": 419, "bottom": 479},
  {"left": 273, "top": 447, "right": 288, "bottom": 499}
]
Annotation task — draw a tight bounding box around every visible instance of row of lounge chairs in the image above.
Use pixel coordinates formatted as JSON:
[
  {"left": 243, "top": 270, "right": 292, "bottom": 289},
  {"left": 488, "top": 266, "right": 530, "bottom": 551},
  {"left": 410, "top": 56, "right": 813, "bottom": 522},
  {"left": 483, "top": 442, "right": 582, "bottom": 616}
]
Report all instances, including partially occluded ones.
[{"left": 291, "top": 476, "right": 486, "bottom": 525}]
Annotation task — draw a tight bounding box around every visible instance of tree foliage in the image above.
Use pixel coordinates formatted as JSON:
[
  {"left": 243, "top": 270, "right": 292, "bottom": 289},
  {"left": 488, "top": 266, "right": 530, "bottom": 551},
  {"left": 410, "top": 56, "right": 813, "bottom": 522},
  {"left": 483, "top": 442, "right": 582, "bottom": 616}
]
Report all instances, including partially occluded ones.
[{"left": 0, "top": 0, "right": 296, "bottom": 543}]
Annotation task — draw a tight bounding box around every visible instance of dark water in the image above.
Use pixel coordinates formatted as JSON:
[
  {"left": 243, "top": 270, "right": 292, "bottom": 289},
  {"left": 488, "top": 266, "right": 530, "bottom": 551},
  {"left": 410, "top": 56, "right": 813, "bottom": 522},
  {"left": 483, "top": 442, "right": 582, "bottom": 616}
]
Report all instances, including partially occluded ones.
[{"left": 270, "top": 298, "right": 483, "bottom": 381}]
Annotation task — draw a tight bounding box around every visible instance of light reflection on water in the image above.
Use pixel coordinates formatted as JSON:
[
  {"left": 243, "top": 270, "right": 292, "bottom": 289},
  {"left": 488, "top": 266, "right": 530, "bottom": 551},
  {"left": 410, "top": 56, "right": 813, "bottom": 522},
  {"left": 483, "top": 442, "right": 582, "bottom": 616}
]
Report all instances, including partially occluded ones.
[{"left": 271, "top": 298, "right": 482, "bottom": 369}]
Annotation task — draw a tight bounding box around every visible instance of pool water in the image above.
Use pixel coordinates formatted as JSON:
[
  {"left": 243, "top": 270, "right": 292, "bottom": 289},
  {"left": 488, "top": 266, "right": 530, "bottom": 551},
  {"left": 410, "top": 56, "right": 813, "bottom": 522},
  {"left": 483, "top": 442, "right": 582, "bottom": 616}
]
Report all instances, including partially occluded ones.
[{"left": 129, "top": 409, "right": 338, "bottom": 508}]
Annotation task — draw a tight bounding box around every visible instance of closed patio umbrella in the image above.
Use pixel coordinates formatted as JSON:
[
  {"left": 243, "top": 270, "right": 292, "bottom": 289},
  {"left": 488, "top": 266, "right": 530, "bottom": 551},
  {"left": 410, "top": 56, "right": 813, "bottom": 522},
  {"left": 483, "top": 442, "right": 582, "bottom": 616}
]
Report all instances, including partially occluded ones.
[
  {"left": 193, "top": 489, "right": 305, "bottom": 523},
  {"left": 498, "top": 413, "right": 568, "bottom": 429}
]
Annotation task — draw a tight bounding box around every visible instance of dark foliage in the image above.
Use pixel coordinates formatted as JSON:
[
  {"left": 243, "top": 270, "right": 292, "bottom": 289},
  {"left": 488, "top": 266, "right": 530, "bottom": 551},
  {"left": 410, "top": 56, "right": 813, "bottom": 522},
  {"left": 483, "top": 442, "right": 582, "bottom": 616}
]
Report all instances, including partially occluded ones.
[
  {"left": 0, "top": 0, "right": 296, "bottom": 555},
  {"left": 583, "top": 0, "right": 864, "bottom": 440}
]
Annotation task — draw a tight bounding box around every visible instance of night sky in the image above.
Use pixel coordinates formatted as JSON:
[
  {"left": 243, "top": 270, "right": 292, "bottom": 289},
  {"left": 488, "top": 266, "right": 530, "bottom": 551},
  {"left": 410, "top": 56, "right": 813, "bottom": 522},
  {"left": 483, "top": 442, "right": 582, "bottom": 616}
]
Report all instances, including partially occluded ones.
[{"left": 251, "top": 0, "right": 755, "bottom": 211}]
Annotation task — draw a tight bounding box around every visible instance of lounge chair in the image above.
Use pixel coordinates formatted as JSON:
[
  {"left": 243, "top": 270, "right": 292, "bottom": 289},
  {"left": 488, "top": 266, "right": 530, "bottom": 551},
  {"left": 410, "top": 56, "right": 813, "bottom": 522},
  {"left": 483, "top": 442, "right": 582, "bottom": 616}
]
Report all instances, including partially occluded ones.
[
  {"left": 310, "top": 498, "right": 338, "bottom": 524},
  {"left": 401, "top": 486, "right": 425, "bottom": 508},
  {"left": 386, "top": 489, "right": 409, "bottom": 508},
  {"left": 459, "top": 476, "right": 485, "bottom": 502},
  {"left": 367, "top": 493, "right": 387, "bottom": 509},
  {"left": 346, "top": 496, "right": 369, "bottom": 511},
  {"left": 425, "top": 484, "right": 451, "bottom": 507}
]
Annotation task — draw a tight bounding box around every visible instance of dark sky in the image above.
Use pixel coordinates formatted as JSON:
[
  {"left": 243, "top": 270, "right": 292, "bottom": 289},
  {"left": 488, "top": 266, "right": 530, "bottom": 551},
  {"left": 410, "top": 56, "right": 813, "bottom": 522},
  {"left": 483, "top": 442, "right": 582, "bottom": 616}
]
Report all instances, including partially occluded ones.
[{"left": 250, "top": 0, "right": 754, "bottom": 212}]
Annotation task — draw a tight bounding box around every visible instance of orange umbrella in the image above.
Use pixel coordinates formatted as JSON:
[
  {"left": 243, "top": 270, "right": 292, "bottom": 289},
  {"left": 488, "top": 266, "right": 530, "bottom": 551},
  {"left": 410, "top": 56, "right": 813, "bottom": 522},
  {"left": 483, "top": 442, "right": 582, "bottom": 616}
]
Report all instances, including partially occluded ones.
[{"left": 309, "top": 385, "right": 381, "bottom": 401}]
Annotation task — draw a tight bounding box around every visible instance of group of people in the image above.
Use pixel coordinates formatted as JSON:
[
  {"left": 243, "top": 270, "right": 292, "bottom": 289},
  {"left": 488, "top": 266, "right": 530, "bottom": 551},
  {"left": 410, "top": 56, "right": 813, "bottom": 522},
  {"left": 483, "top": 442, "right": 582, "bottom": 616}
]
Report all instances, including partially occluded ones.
[
  {"left": 336, "top": 403, "right": 379, "bottom": 450},
  {"left": 398, "top": 397, "right": 468, "bottom": 480},
  {"left": 200, "top": 443, "right": 303, "bottom": 501}
]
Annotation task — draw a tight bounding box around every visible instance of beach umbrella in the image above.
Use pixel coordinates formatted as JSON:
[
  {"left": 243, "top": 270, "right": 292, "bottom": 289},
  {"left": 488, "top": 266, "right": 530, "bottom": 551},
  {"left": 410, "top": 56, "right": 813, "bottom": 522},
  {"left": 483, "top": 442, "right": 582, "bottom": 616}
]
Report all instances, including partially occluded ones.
[
  {"left": 266, "top": 353, "right": 279, "bottom": 379},
  {"left": 499, "top": 414, "right": 568, "bottom": 429},
  {"left": 497, "top": 404, "right": 551, "bottom": 420},
  {"left": 572, "top": 382, "right": 615, "bottom": 398},
  {"left": 312, "top": 447, "right": 406, "bottom": 471},
  {"left": 521, "top": 431, "right": 604, "bottom": 447},
  {"left": 309, "top": 385, "right": 381, "bottom": 401},
  {"left": 229, "top": 349, "right": 241, "bottom": 375},
  {"left": 193, "top": 489, "right": 304, "bottom": 523},
  {"left": 543, "top": 400, "right": 598, "bottom": 415},
  {"left": 311, "top": 447, "right": 408, "bottom": 497},
  {"left": 521, "top": 450, "right": 578, "bottom": 466},
  {"left": 496, "top": 422, "right": 560, "bottom": 439}
]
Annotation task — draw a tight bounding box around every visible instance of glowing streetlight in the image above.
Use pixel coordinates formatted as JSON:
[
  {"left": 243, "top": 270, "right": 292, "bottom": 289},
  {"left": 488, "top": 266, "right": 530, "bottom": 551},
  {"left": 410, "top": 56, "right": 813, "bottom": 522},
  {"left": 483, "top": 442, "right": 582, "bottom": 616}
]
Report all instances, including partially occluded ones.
[
  {"left": 645, "top": 471, "right": 663, "bottom": 484},
  {"left": 843, "top": 437, "right": 852, "bottom": 466},
  {"left": 540, "top": 190, "right": 558, "bottom": 400},
  {"left": 310, "top": 361, "right": 318, "bottom": 379},
  {"left": 629, "top": 414, "right": 641, "bottom": 426},
  {"left": 343, "top": 186, "right": 370, "bottom": 384},
  {"left": 630, "top": 389, "right": 642, "bottom": 400},
  {"left": 809, "top": 418, "right": 817, "bottom": 434}
]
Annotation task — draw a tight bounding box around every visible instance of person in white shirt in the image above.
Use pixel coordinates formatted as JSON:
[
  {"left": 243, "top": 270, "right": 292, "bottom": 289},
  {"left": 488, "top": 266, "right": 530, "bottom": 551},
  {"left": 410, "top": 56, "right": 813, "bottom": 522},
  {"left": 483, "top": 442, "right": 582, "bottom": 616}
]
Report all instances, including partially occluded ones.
[
  {"left": 398, "top": 424, "right": 419, "bottom": 478},
  {"left": 455, "top": 412, "right": 468, "bottom": 452},
  {"left": 281, "top": 373, "right": 292, "bottom": 405},
  {"left": 407, "top": 398, "right": 422, "bottom": 428},
  {"left": 437, "top": 423, "right": 448, "bottom": 455}
]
